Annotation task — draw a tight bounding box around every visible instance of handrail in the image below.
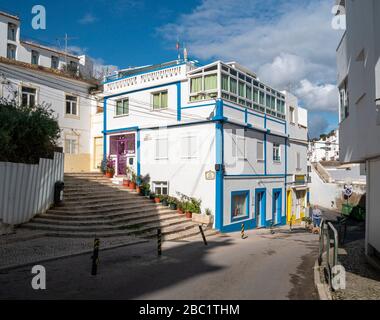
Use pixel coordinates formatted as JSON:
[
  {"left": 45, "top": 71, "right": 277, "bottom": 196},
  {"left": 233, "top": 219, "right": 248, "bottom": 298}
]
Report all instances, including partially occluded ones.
[{"left": 318, "top": 218, "right": 340, "bottom": 289}]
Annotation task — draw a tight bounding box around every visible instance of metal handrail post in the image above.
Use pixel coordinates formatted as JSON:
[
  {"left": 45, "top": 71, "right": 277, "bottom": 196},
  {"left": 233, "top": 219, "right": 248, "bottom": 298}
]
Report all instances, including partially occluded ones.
[{"left": 328, "top": 222, "right": 339, "bottom": 268}]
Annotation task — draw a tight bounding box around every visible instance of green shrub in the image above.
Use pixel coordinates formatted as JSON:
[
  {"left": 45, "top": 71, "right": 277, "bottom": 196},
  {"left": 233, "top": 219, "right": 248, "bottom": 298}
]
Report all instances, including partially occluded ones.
[{"left": 0, "top": 99, "right": 60, "bottom": 164}]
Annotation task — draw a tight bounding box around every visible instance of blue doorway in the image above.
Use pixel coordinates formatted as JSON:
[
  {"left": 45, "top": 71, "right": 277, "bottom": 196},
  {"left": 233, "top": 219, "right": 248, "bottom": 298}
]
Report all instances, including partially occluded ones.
[
  {"left": 272, "top": 189, "right": 282, "bottom": 225},
  {"left": 255, "top": 188, "right": 266, "bottom": 228}
]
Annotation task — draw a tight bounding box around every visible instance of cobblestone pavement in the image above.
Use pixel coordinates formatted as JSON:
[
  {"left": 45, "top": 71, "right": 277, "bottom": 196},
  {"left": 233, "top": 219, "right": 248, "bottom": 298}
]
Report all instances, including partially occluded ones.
[
  {"left": 0, "top": 229, "right": 146, "bottom": 271},
  {"left": 318, "top": 207, "right": 380, "bottom": 300}
]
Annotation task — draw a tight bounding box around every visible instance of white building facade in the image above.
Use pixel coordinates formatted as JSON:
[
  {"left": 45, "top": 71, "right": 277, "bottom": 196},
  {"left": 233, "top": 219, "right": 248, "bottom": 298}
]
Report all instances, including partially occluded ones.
[
  {"left": 309, "top": 129, "right": 340, "bottom": 163},
  {"left": 0, "top": 11, "right": 98, "bottom": 172},
  {"left": 336, "top": 0, "right": 380, "bottom": 258},
  {"left": 102, "top": 60, "right": 309, "bottom": 232}
]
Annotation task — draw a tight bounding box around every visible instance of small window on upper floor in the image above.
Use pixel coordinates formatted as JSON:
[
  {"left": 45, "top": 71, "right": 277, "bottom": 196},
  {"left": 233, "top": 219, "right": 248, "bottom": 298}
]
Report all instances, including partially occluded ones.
[
  {"left": 31, "top": 50, "right": 39, "bottom": 65},
  {"left": 152, "top": 90, "right": 168, "bottom": 110},
  {"left": 21, "top": 86, "right": 37, "bottom": 107},
  {"left": 7, "top": 44, "right": 16, "bottom": 60},
  {"left": 115, "top": 99, "right": 129, "bottom": 116},
  {"left": 51, "top": 56, "right": 59, "bottom": 69},
  {"left": 66, "top": 95, "right": 78, "bottom": 116},
  {"left": 273, "top": 143, "right": 281, "bottom": 162},
  {"left": 7, "top": 23, "right": 16, "bottom": 41}
]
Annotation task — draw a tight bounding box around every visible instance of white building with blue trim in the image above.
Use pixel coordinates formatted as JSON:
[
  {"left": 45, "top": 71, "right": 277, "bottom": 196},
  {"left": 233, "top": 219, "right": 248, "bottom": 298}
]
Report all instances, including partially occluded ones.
[{"left": 101, "top": 59, "right": 309, "bottom": 232}]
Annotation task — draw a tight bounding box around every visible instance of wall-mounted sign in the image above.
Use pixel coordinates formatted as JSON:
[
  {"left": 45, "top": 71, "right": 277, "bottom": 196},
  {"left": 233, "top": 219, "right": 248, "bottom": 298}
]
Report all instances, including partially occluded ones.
[
  {"left": 144, "top": 134, "right": 152, "bottom": 141},
  {"left": 205, "top": 170, "right": 216, "bottom": 180},
  {"left": 343, "top": 184, "right": 353, "bottom": 198}
]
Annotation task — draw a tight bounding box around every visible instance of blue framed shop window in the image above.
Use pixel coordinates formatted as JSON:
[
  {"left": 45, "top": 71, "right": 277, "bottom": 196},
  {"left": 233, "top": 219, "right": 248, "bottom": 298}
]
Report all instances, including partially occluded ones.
[
  {"left": 272, "top": 188, "right": 282, "bottom": 225},
  {"left": 231, "top": 190, "right": 250, "bottom": 223}
]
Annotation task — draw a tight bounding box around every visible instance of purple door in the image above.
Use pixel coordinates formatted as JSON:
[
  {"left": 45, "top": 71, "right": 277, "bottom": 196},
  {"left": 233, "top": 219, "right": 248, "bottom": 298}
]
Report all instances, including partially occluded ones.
[{"left": 110, "top": 134, "right": 136, "bottom": 175}]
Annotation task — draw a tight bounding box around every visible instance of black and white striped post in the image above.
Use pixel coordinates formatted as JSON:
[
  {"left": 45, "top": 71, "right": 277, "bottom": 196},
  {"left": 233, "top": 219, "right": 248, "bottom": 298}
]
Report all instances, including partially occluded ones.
[
  {"left": 241, "top": 223, "right": 245, "bottom": 239},
  {"left": 91, "top": 238, "right": 100, "bottom": 276},
  {"left": 199, "top": 225, "right": 208, "bottom": 246},
  {"left": 157, "top": 229, "right": 162, "bottom": 257}
]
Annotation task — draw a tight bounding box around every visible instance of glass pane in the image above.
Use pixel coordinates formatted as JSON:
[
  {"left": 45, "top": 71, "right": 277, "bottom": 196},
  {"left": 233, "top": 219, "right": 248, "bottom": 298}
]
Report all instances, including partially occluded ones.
[
  {"left": 246, "top": 86, "right": 252, "bottom": 100},
  {"left": 22, "top": 94, "right": 28, "bottom": 107},
  {"left": 232, "top": 194, "right": 247, "bottom": 217},
  {"left": 161, "top": 92, "right": 168, "bottom": 108},
  {"left": 153, "top": 94, "right": 160, "bottom": 109},
  {"left": 116, "top": 101, "right": 122, "bottom": 115},
  {"left": 123, "top": 99, "right": 129, "bottom": 114},
  {"left": 30, "top": 94, "right": 35, "bottom": 107},
  {"left": 66, "top": 101, "right": 71, "bottom": 114},
  {"left": 230, "top": 78, "right": 237, "bottom": 94},
  {"left": 238, "top": 81, "right": 245, "bottom": 97},
  {"left": 204, "top": 74, "right": 217, "bottom": 91},
  {"left": 72, "top": 103, "right": 77, "bottom": 115},
  {"left": 191, "top": 77, "right": 202, "bottom": 93},
  {"left": 259, "top": 91, "right": 265, "bottom": 105},
  {"left": 222, "top": 74, "right": 229, "bottom": 91}
]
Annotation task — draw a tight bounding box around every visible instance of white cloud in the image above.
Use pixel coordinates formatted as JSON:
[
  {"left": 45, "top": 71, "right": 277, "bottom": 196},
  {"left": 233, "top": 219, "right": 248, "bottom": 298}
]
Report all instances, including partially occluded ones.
[
  {"left": 295, "top": 79, "right": 339, "bottom": 112},
  {"left": 158, "top": 0, "right": 343, "bottom": 118},
  {"left": 78, "top": 13, "right": 97, "bottom": 25}
]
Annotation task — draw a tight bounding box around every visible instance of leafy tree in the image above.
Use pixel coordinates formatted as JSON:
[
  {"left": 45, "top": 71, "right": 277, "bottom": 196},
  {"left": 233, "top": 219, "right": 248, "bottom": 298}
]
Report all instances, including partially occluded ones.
[{"left": 0, "top": 99, "right": 60, "bottom": 164}]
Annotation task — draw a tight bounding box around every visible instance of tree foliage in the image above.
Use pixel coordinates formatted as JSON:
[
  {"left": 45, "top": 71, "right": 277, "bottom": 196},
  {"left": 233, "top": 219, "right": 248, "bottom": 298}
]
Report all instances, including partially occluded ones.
[{"left": 0, "top": 99, "right": 60, "bottom": 164}]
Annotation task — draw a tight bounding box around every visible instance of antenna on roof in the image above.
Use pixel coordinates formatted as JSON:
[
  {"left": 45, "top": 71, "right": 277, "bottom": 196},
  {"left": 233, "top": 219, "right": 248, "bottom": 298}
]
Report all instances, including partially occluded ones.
[
  {"left": 176, "top": 37, "right": 181, "bottom": 62},
  {"left": 183, "top": 43, "right": 188, "bottom": 62},
  {"left": 56, "top": 33, "right": 79, "bottom": 65}
]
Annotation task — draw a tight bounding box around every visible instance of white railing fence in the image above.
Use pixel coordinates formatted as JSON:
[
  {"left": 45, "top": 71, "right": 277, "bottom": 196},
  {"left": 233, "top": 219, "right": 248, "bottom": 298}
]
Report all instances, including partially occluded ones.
[{"left": 0, "top": 152, "right": 64, "bottom": 226}]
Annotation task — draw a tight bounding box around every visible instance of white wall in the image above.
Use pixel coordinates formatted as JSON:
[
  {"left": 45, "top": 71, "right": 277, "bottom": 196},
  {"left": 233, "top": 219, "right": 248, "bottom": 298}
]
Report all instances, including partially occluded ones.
[{"left": 0, "top": 62, "right": 94, "bottom": 155}]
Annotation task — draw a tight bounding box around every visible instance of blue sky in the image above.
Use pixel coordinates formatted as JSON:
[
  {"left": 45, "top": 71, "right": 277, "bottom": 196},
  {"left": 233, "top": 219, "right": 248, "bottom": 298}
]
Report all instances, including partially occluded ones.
[{"left": 1, "top": 0, "right": 341, "bottom": 138}]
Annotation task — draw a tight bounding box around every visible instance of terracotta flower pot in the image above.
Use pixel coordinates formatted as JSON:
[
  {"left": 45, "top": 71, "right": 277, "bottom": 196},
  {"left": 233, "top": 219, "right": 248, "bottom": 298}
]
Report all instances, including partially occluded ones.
[
  {"left": 123, "top": 180, "right": 130, "bottom": 187},
  {"left": 105, "top": 172, "right": 114, "bottom": 178},
  {"left": 154, "top": 197, "right": 161, "bottom": 204},
  {"left": 185, "top": 211, "right": 192, "bottom": 219},
  {"left": 129, "top": 182, "right": 136, "bottom": 190},
  {"left": 136, "top": 186, "right": 141, "bottom": 194}
]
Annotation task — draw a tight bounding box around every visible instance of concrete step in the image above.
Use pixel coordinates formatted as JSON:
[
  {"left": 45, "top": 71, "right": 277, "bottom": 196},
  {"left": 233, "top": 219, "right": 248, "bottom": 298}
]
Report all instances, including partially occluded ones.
[
  {"left": 63, "top": 189, "right": 133, "bottom": 199},
  {"left": 21, "top": 220, "right": 196, "bottom": 238},
  {"left": 33, "top": 211, "right": 183, "bottom": 227},
  {"left": 24, "top": 214, "right": 189, "bottom": 232},
  {"left": 57, "top": 197, "right": 150, "bottom": 210},
  {"left": 37, "top": 207, "right": 177, "bottom": 221},
  {"left": 47, "top": 202, "right": 162, "bottom": 215}
]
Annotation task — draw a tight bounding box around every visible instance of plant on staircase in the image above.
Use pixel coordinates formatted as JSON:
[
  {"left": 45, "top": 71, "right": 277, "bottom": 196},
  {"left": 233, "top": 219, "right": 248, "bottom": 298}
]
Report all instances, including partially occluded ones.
[
  {"left": 123, "top": 166, "right": 131, "bottom": 187},
  {"left": 105, "top": 156, "right": 115, "bottom": 178},
  {"left": 129, "top": 169, "right": 137, "bottom": 190}
]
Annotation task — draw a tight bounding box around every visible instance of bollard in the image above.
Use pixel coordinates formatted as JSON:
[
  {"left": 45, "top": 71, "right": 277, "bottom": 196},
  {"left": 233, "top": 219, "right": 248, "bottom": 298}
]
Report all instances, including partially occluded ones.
[
  {"left": 199, "top": 225, "right": 208, "bottom": 246},
  {"left": 241, "top": 223, "right": 247, "bottom": 239},
  {"left": 157, "top": 229, "right": 162, "bottom": 257},
  {"left": 91, "top": 238, "right": 100, "bottom": 276}
]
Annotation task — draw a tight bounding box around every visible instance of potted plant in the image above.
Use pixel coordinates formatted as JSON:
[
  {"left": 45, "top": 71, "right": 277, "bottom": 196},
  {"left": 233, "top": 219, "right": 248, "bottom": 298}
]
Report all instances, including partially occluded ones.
[
  {"left": 100, "top": 159, "right": 107, "bottom": 175},
  {"left": 105, "top": 156, "right": 115, "bottom": 178},
  {"left": 177, "top": 201, "right": 184, "bottom": 214},
  {"left": 186, "top": 197, "right": 201, "bottom": 219},
  {"left": 168, "top": 197, "right": 178, "bottom": 210},
  {"left": 185, "top": 201, "right": 193, "bottom": 219},
  {"left": 123, "top": 166, "right": 131, "bottom": 187},
  {"left": 154, "top": 194, "right": 161, "bottom": 204},
  {"left": 129, "top": 170, "right": 137, "bottom": 190},
  {"left": 149, "top": 192, "right": 156, "bottom": 201},
  {"left": 161, "top": 195, "right": 169, "bottom": 206}
]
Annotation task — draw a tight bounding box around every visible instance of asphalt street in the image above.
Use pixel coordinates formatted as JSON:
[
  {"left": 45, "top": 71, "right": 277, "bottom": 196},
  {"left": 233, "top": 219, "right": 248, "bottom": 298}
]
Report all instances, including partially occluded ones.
[{"left": 0, "top": 227, "right": 319, "bottom": 300}]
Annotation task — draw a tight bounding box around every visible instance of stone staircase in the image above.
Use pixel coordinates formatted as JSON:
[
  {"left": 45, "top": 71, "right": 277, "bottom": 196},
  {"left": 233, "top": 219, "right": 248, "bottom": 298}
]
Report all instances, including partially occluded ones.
[{"left": 20, "top": 173, "right": 217, "bottom": 241}]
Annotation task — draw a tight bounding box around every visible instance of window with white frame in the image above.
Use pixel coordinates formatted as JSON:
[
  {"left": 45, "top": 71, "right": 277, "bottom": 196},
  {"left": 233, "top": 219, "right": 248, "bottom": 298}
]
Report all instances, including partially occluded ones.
[
  {"left": 237, "top": 136, "right": 247, "bottom": 160},
  {"left": 257, "top": 141, "right": 264, "bottom": 161},
  {"left": 7, "top": 44, "right": 16, "bottom": 60},
  {"left": 65, "top": 95, "right": 78, "bottom": 116},
  {"left": 21, "top": 86, "right": 37, "bottom": 107},
  {"left": 31, "top": 50, "right": 39, "bottom": 65},
  {"left": 152, "top": 90, "right": 168, "bottom": 110},
  {"left": 273, "top": 143, "right": 281, "bottom": 162},
  {"left": 181, "top": 135, "right": 197, "bottom": 159},
  {"left": 189, "top": 67, "right": 218, "bottom": 102},
  {"left": 64, "top": 138, "right": 77, "bottom": 154},
  {"left": 296, "top": 152, "right": 301, "bottom": 170},
  {"left": 115, "top": 98, "right": 129, "bottom": 116},
  {"left": 51, "top": 56, "right": 59, "bottom": 69},
  {"left": 153, "top": 181, "right": 168, "bottom": 195},
  {"left": 7, "top": 23, "right": 16, "bottom": 41},
  {"left": 155, "top": 137, "right": 168, "bottom": 160}
]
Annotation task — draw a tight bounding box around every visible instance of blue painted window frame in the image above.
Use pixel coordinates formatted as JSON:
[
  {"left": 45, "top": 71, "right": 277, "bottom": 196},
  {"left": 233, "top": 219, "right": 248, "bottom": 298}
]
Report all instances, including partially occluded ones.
[
  {"left": 255, "top": 188, "right": 267, "bottom": 227},
  {"left": 231, "top": 190, "right": 250, "bottom": 223},
  {"left": 272, "top": 188, "right": 282, "bottom": 225}
]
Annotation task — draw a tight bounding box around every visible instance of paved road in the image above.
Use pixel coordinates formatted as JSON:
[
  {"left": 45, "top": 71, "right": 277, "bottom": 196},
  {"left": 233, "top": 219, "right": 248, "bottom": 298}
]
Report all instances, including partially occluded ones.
[{"left": 0, "top": 227, "right": 319, "bottom": 300}]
